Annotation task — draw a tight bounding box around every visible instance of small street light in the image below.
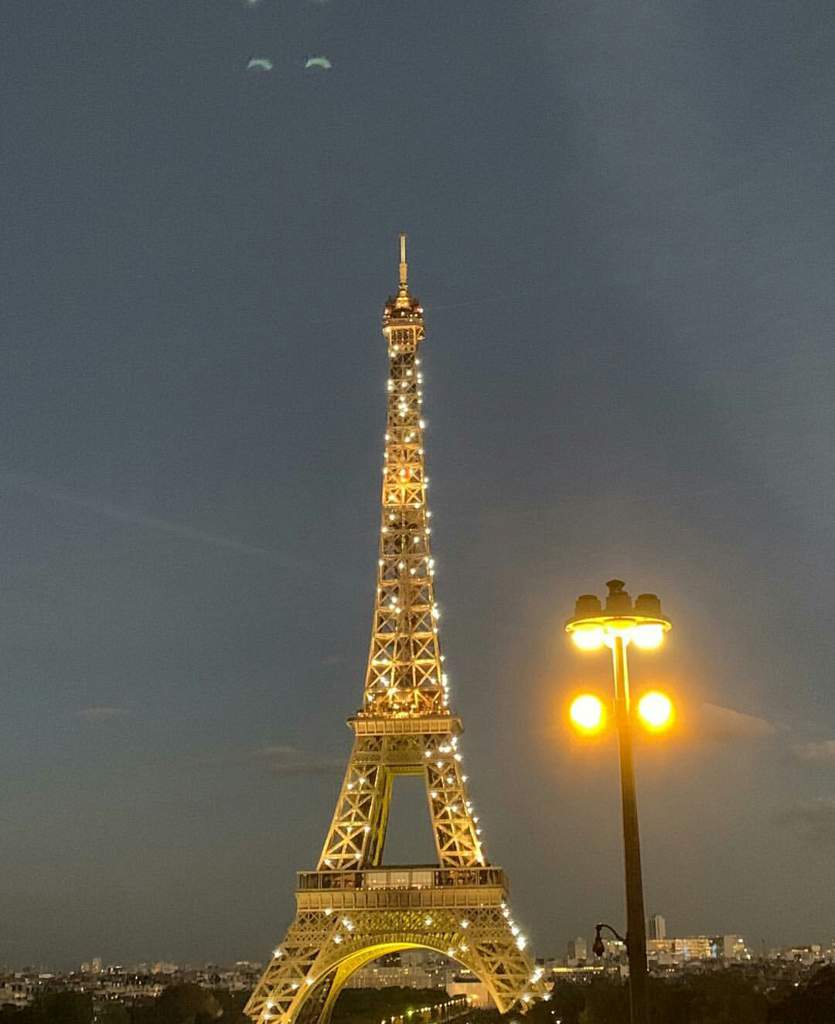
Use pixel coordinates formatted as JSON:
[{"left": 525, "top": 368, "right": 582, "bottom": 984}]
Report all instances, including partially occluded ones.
[
  {"left": 565, "top": 580, "right": 673, "bottom": 1024},
  {"left": 592, "top": 922, "right": 627, "bottom": 959}
]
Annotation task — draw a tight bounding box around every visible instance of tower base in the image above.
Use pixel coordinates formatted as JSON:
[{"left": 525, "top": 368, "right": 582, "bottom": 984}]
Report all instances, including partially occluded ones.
[{"left": 244, "top": 870, "right": 546, "bottom": 1023}]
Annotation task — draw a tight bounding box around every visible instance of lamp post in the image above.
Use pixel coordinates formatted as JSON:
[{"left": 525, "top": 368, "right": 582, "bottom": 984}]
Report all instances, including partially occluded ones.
[{"left": 565, "top": 580, "right": 672, "bottom": 1024}]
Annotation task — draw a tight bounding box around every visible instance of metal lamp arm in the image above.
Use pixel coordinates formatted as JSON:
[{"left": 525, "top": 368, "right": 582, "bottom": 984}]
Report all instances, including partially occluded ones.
[{"left": 593, "top": 922, "right": 627, "bottom": 958}]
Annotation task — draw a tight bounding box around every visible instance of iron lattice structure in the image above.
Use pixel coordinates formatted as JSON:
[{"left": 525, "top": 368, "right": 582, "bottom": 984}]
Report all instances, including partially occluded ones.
[{"left": 245, "top": 239, "right": 547, "bottom": 1024}]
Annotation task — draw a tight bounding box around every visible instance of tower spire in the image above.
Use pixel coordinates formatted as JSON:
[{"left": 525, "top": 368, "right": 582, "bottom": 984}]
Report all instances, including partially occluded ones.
[
  {"left": 399, "top": 232, "right": 408, "bottom": 289},
  {"left": 393, "top": 231, "right": 416, "bottom": 311}
]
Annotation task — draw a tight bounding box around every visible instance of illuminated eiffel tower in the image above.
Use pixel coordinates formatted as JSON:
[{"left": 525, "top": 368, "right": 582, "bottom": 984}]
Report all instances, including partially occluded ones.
[{"left": 245, "top": 238, "right": 547, "bottom": 1024}]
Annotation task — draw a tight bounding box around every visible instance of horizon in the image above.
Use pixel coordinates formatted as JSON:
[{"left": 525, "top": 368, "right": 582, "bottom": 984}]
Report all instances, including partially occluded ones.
[{"left": 6, "top": 934, "right": 835, "bottom": 976}]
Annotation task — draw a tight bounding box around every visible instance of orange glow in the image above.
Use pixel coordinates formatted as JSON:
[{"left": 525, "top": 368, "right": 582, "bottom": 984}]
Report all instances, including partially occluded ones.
[
  {"left": 637, "top": 690, "right": 674, "bottom": 732},
  {"left": 569, "top": 694, "right": 606, "bottom": 735},
  {"left": 570, "top": 626, "right": 605, "bottom": 651},
  {"left": 632, "top": 623, "right": 665, "bottom": 650}
]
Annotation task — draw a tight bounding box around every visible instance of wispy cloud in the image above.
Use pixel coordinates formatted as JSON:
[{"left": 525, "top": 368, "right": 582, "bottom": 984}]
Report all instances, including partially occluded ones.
[
  {"left": 775, "top": 798, "right": 835, "bottom": 845},
  {"left": 699, "top": 702, "right": 776, "bottom": 741},
  {"left": 0, "top": 472, "right": 308, "bottom": 570},
  {"left": 76, "top": 706, "right": 130, "bottom": 722},
  {"left": 251, "top": 745, "right": 344, "bottom": 775},
  {"left": 793, "top": 739, "right": 835, "bottom": 763}
]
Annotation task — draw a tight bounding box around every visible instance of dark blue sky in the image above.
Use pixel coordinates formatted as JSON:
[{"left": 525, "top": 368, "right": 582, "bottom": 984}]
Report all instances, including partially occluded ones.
[{"left": 2, "top": 0, "right": 835, "bottom": 969}]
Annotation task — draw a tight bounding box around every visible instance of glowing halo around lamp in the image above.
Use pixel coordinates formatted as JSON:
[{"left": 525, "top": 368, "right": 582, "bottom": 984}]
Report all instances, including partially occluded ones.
[
  {"left": 570, "top": 626, "right": 605, "bottom": 651},
  {"left": 636, "top": 690, "right": 674, "bottom": 732},
  {"left": 569, "top": 694, "right": 606, "bottom": 735},
  {"left": 564, "top": 584, "right": 671, "bottom": 653},
  {"left": 632, "top": 622, "right": 665, "bottom": 650}
]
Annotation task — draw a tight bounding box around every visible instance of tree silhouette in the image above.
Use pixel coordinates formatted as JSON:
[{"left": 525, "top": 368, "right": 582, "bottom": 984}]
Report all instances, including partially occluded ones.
[{"left": 768, "top": 964, "right": 835, "bottom": 1024}]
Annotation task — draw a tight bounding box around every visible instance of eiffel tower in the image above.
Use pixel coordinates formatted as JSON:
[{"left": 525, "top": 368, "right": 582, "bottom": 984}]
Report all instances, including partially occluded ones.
[{"left": 245, "top": 238, "right": 547, "bottom": 1024}]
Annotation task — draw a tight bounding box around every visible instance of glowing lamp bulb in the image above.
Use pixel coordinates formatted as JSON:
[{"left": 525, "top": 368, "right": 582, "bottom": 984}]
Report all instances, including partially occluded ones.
[
  {"left": 571, "top": 626, "right": 605, "bottom": 651},
  {"left": 569, "top": 694, "right": 606, "bottom": 735},
  {"left": 632, "top": 623, "right": 665, "bottom": 650},
  {"left": 637, "top": 690, "right": 674, "bottom": 732}
]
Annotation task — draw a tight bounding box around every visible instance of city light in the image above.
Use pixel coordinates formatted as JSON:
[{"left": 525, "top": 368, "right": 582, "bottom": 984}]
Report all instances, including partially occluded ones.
[
  {"left": 569, "top": 694, "right": 606, "bottom": 735},
  {"left": 637, "top": 691, "right": 674, "bottom": 732}
]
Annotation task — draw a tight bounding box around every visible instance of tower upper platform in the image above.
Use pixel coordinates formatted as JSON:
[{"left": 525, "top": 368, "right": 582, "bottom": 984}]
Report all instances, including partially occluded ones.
[{"left": 382, "top": 234, "right": 425, "bottom": 344}]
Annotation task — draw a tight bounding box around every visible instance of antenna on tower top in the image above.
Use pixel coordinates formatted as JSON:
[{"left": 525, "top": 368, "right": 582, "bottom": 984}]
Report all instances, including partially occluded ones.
[
  {"left": 388, "top": 232, "right": 419, "bottom": 316},
  {"left": 398, "top": 233, "right": 408, "bottom": 289}
]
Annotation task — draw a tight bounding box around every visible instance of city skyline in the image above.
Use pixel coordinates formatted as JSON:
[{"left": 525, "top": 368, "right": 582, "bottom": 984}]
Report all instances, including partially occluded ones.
[
  {"left": 2, "top": 0, "right": 835, "bottom": 973},
  {"left": 5, "top": 932, "right": 835, "bottom": 976}
]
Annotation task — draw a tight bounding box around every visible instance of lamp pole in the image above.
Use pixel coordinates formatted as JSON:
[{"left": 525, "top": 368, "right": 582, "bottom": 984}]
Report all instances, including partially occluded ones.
[
  {"left": 611, "top": 632, "right": 649, "bottom": 1024},
  {"left": 565, "top": 579, "right": 672, "bottom": 1024}
]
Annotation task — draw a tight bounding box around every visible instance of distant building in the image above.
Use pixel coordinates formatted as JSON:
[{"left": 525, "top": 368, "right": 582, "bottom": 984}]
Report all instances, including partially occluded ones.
[
  {"left": 648, "top": 932, "right": 749, "bottom": 965},
  {"left": 0, "top": 975, "right": 40, "bottom": 1008},
  {"left": 647, "top": 936, "right": 713, "bottom": 964},
  {"left": 151, "top": 962, "right": 178, "bottom": 975},
  {"left": 768, "top": 945, "right": 823, "bottom": 965},
  {"left": 446, "top": 976, "right": 491, "bottom": 1008},
  {"left": 714, "top": 935, "right": 749, "bottom": 962},
  {"left": 343, "top": 951, "right": 447, "bottom": 990},
  {"left": 648, "top": 915, "right": 666, "bottom": 941},
  {"left": 599, "top": 937, "right": 627, "bottom": 970},
  {"left": 647, "top": 940, "right": 674, "bottom": 965},
  {"left": 567, "top": 937, "right": 587, "bottom": 965},
  {"left": 676, "top": 937, "right": 712, "bottom": 961}
]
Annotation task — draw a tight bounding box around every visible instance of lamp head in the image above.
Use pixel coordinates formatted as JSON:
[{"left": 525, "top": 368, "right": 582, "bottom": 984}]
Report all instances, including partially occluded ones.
[
  {"left": 634, "top": 593, "right": 662, "bottom": 616},
  {"left": 573, "top": 594, "right": 603, "bottom": 618},
  {"left": 604, "top": 579, "right": 632, "bottom": 615},
  {"left": 566, "top": 582, "right": 672, "bottom": 648}
]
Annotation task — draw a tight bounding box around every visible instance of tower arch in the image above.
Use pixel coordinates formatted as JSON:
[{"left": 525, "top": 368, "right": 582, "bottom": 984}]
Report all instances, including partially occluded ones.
[{"left": 285, "top": 940, "right": 482, "bottom": 1024}]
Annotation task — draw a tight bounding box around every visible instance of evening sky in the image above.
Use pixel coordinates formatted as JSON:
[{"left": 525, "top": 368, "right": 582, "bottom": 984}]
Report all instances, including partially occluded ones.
[{"left": 2, "top": 0, "right": 835, "bottom": 968}]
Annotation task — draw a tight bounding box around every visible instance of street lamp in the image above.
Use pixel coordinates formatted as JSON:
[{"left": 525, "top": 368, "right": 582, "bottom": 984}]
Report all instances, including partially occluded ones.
[{"left": 565, "top": 579, "right": 672, "bottom": 1024}]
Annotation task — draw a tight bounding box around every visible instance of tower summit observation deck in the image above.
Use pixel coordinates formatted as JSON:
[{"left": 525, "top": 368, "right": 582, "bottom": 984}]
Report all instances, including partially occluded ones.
[{"left": 244, "top": 238, "right": 547, "bottom": 1024}]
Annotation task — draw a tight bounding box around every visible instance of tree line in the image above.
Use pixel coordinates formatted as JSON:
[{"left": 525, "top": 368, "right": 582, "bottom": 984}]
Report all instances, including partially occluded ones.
[
  {"left": 1, "top": 970, "right": 833, "bottom": 1024},
  {"left": 524, "top": 964, "right": 835, "bottom": 1024}
]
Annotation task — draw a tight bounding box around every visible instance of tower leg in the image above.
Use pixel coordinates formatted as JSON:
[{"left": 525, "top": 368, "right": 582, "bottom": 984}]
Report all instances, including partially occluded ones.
[{"left": 318, "top": 737, "right": 389, "bottom": 871}]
